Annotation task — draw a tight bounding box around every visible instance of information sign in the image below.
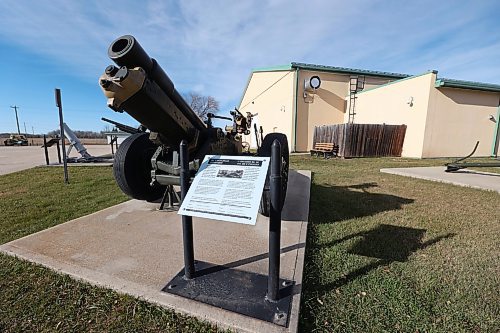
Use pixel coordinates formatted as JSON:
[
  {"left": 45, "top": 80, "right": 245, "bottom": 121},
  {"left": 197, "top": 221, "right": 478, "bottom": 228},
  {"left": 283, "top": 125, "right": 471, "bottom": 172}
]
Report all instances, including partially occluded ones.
[{"left": 178, "top": 155, "right": 270, "bottom": 225}]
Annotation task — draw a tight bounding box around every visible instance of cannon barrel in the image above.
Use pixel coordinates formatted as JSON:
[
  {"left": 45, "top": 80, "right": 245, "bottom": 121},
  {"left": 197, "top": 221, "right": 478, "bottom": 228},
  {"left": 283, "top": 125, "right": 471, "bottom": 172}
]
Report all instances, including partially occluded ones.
[
  {"left": 101, "top": 117, "right": 141, "bottom": 134},
  {"left": 100, "top": 35, "right": 206, "bottom": 147}
]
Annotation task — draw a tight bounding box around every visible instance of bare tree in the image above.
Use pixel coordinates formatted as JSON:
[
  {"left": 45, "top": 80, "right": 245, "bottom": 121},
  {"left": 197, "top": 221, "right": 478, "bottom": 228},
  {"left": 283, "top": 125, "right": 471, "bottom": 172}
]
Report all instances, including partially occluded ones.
[{"left": 185, "top": 92, "right": 220, "bottom": 120}]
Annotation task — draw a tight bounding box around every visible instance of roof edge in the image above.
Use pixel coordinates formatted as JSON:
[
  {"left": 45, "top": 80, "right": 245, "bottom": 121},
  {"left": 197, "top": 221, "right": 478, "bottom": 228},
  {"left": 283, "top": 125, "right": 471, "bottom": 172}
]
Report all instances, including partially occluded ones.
[
  {"left": 354, "top": 70, "right": 437, "bottom": 96},
  {"left": 291, "top": 62, "right": 409, "bottom": 79},
  {"left": 435, "top": 78, "right": 500, "bottom": 92},
  {"left": 252, "top": 64, "right": 292, "bottom": 72}
]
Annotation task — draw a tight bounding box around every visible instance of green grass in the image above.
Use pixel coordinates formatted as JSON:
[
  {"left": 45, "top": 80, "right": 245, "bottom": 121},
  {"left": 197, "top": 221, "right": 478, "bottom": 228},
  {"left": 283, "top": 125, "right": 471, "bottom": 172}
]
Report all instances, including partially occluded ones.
[
  {"left": 0, "top": 159, "right": 499, "bottom": 332},
  {"left": 0, "top": 167, "right": 223, "bottom": 333},
  {"left": 293, "top": 156, "right": 499, "bottom": 332},
  {"left": 0, "top": 167, "right": 126, "bottom": 244}
]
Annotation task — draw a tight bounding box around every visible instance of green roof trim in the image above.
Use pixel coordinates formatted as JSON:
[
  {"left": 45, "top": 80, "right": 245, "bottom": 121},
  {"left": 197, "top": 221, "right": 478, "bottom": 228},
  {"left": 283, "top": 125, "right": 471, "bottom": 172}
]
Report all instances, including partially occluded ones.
[
  {"left": 291, "top": 62, "right": 409, "bottom": 79},
  {"left": 252, "top": 64, "right": 292, "bottom": 72},
  {"left": 355, "top": 70, "right": 437, "bottom": 96},
  {"left": 435, "top": 78, "right": 500, "bottom": 92}
]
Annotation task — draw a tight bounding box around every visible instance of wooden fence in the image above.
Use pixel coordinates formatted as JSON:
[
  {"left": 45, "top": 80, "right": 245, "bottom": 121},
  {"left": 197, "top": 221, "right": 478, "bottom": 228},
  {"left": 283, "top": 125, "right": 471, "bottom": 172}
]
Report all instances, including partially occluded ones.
[{"left": 312, "top": 123, "right": 407, "bottom": 158}]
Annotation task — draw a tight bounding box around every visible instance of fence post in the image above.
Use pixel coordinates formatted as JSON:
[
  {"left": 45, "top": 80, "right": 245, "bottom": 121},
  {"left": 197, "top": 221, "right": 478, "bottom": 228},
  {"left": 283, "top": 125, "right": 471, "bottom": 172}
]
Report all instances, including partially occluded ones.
[{"left": 43, "top": 135, "right": 49, "bottom": 165}]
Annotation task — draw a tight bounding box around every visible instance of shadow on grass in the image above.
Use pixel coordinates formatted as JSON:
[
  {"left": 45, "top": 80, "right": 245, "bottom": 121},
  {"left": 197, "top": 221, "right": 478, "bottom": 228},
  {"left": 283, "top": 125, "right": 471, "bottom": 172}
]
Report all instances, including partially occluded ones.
[
  {"left": 300, "top": 181, "right": 456, "bottom": 331},
  {"left": 320, "top": 225, "right": 455, "bottom": 291},
  {"left": 301, "top": 223, "right": 455, "bottom": 331},
  {"left": 309, "top": 182, "right": 414, "bottom": 224}
]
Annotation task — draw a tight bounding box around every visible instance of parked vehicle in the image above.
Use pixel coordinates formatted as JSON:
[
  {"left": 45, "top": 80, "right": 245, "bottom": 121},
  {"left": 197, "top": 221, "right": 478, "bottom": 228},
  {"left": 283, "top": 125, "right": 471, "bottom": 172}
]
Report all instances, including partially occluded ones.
[{"left": 4, "top": 134, "right": 28, "bottom": 146}]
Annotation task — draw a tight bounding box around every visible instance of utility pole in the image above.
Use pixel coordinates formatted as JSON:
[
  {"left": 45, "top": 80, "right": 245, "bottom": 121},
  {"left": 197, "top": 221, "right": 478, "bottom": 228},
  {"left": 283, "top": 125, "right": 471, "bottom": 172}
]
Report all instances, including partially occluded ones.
[
  {"left": 24, "top": 122, "right": 27, "bottom": 135},
  {"left": 10, "top": 105, "right": 21, "bottom": 134}
]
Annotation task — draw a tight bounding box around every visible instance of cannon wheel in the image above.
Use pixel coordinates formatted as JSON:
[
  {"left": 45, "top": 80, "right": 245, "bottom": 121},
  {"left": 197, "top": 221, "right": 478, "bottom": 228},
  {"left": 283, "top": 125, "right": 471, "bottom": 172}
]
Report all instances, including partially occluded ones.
[
  {"left": 258, "top": 133, "right": 289, "bottom": 217},
  {"left": 113, "top": 132, "right": 165, "bottom": 201}
]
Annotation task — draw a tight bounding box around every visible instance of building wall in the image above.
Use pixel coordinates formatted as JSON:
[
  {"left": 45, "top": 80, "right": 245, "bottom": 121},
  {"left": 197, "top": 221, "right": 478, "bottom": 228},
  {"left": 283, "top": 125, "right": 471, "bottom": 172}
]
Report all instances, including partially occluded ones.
[
  {"left": 238, "top": 70, "right": 295, "bottom": 151},
  {"left": 295, "top": 71, "right": 397, "bottom": 151},
  {"left": 351, "top": 72, "right": 436, "bottom": 158},
  {"left": 423, "top": 87, "right": 500, "bottom": 157},
  {"left": 295, "top": 70, "right": 348, "bottom": 151},
  {"left": 238, "top": 67, "right": 468, "bottom": 154}
]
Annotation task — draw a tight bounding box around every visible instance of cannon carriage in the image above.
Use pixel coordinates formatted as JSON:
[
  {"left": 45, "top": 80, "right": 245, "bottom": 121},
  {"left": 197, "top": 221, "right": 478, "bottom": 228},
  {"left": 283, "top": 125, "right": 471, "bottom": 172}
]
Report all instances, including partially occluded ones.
[{"left": 99, "top": 35, "right": 288, "bottom": 216}]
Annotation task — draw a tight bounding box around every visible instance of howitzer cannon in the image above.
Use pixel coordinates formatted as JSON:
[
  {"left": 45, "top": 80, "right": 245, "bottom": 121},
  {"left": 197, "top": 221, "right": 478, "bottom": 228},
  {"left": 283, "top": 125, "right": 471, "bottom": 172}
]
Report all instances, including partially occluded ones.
[{"left": 99, "top": 35, "right": 288, "bottom": 215}]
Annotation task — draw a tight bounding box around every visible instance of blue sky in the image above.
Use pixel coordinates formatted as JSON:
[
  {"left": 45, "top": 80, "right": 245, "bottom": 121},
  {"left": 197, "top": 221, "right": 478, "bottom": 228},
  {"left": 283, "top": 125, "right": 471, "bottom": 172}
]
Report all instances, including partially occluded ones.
[{"left": 0, "top": 0, "right": 499, "bottom": 134}]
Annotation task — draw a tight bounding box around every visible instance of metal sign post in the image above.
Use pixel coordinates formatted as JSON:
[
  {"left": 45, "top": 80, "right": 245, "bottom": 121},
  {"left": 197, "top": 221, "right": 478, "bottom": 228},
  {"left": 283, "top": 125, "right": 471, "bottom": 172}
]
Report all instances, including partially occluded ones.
[
  {"left": 179, "top": 140, "right": 195, "bottom": 279},
  {"left": 55, "top": 88, "right": 69, "bottom": 184},
  {"left": 165, "top": 139, "right": 292, "bottom": 326},
  {"left": 267, "top": 139, "right": 282, "bottom": 302}
]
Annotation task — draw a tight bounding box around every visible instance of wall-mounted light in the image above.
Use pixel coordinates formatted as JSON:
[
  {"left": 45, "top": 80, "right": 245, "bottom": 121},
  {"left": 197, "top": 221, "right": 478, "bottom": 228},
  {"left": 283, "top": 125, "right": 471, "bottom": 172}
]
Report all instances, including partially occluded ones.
[
  {"left": 489, "top": 114, "right": 497, "bottom": 123},
  {"left": 304, "top": 75, "right": 321, "bottom": 92},
  {"left": 407, "top": 96, "right": 414, "bottom": 107},
  {"left": 303, "top": 75, "right": 321, "bottom": 102}
]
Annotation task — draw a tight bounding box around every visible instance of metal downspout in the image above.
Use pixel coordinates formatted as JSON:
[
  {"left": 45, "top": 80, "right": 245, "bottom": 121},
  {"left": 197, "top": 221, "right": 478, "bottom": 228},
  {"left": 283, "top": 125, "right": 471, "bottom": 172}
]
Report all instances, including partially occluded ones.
[
  {"left": 293, "top": 68, "right": 299, "bottom": 152},
  {"left": 491, "top": 103, "right": 500, "bottom": 157}
]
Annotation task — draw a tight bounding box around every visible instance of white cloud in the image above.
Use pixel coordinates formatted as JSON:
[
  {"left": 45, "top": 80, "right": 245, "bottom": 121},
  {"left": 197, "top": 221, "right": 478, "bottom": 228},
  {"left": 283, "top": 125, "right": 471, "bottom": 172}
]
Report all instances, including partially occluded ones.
[{"left": 0, "top": 0, "right": 498, "bottom": 113}]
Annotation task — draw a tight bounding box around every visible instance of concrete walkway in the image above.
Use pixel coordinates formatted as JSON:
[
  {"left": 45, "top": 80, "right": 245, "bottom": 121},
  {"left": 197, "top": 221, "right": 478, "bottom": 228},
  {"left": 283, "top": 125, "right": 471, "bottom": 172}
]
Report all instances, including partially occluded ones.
[
  {"left": 0, "top": 145, "right": 113, "bottom": 175},
  {"left": 381, "top": 166, "right": 500, "bottom": 193},
  {"left": 0, "top": 170, "right": 311, "bottom": 333}
]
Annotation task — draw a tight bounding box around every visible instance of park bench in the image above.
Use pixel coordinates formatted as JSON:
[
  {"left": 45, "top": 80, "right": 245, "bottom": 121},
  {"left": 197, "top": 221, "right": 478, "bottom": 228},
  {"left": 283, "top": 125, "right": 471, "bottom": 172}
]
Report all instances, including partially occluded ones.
[{"left": 310, "top": 142, "right": 339, "bottom": 158}]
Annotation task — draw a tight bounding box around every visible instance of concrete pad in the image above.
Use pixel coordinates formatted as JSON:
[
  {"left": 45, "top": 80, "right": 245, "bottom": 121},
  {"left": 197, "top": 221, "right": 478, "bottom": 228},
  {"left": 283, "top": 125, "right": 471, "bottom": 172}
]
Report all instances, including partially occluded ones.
[
  {"left": 0, "top": 170, "right": 311, "bottom": 333},
  {"left": 381, "top": 166, "right": 500, "bottom": 193},
  {"left": 0, "top": 145, "right": 114, "bottom": 175}
]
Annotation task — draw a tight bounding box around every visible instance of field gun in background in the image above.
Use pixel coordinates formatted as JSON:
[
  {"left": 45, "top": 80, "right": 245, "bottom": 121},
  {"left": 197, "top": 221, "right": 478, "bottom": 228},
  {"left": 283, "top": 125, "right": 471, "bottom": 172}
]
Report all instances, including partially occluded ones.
[{"left": 99, "top": 35, "right": 289, "bottom": 215}]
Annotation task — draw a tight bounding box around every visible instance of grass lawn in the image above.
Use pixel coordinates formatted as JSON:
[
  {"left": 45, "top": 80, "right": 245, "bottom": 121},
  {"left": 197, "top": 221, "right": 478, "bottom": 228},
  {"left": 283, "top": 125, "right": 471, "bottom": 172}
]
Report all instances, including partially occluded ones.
[
  {"left": 0, "top": 159, "right": 498, "bottom": 332},
  {"left": 293, "top": 156, "right": 499, "bottom": 332},
  {"left": 0, "top": 167, "right": 223, "bottom": 333}
]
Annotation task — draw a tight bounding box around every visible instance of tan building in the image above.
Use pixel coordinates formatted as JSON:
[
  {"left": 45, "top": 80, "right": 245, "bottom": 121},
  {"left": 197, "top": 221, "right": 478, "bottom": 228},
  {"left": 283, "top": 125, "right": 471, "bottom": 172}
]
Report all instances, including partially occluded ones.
[{"left": 238, "top": 63, "right": 500, "bottom": 158}]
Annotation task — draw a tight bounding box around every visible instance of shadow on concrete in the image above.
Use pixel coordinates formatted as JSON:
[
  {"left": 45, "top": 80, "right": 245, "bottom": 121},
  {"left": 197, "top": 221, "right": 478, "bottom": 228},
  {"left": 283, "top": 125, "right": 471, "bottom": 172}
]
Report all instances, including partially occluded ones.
[
  {"left": 194, "top": 242, "right": 306, "bottom": 278},
  {"left": 163, "top": 243, "right": 307, "bottom": 326},
  {"left": 309, "top": 182, "right": 414, "bottom": 224},
  {"left": 164, "top": 260, "right": 298, "bottom": 326},
  {"left": 282, "top": 170, "right": 312, "bottom": 222}
]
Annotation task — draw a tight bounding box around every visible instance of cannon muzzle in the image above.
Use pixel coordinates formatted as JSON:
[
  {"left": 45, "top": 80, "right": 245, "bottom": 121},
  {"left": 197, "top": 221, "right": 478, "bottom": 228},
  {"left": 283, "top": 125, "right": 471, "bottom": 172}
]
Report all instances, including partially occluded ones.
[
  {"left": 98, "top": 35, "right": 289, "bottom": 215},
  {"left": 100, "top": 35, "right": 206, "bottom": 147}
]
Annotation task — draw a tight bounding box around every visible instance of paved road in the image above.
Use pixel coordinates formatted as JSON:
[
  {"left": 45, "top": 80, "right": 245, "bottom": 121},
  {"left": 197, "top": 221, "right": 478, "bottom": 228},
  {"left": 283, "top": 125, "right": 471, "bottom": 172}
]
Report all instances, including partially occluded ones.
[
  {"left": 0, "top": 145, "right": 113, "bottom": 176},
  {"left": 381, "top": 166, "right": 500, "bottom": 193}
]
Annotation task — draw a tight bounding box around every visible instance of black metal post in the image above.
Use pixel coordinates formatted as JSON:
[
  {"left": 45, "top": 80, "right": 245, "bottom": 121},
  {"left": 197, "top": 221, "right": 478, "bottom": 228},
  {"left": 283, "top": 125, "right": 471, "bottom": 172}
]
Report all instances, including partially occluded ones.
[
  {"left": 180, "top": 140, "right": 195, "bottom": 279},
  {"left": 267, "top": 139, "right": 282, "bottom": 302},
  {"left": 56, "top": 140, "right": 62, "bottom": 164},
  {"left": 55, "top": 88, "right": 69, "bottom": 184},
  {"left": 43, "top": 135, "right": 49, "bottom": 165}
]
